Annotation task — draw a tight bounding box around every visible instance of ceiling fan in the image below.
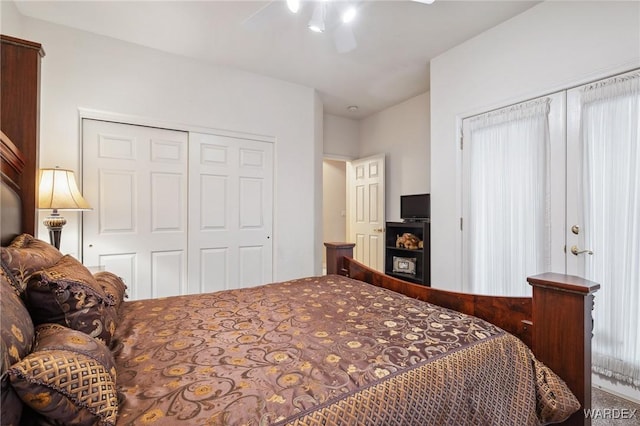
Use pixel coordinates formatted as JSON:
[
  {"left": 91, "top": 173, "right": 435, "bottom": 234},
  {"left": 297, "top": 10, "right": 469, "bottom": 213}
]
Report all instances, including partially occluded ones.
[{"left": 243, "top": 0, "right": 434, "bottom": 54}]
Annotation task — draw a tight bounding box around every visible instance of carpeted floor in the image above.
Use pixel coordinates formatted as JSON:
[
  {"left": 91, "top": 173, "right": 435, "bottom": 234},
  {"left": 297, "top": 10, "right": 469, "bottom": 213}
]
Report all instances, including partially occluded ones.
[{"left": 591, "top": 387, "right": 640, "bottom": 425}]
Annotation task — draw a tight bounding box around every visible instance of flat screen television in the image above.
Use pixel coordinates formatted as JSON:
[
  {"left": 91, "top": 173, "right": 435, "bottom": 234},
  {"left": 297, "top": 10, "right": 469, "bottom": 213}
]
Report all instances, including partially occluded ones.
[{"left": 401, "top": 193, "right": 430, "bottom": 221}]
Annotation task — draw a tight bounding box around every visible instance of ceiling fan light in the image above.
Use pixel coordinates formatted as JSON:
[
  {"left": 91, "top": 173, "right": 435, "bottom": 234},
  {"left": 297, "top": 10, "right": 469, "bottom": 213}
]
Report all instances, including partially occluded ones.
[
  {"left": 342, "top": 6, "right": 357, "bottom": 24},
  {"left": 287, "top": 0, "right": 300, "bottom": 14},
  {"left": 308, "top": 4, "right": 326, "bottom": 33}
]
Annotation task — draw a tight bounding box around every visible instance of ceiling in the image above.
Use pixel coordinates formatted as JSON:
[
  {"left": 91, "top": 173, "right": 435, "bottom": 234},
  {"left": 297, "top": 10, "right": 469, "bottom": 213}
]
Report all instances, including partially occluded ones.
[{"left": 14, "top": 0, "right": 538, "bottom": 119}]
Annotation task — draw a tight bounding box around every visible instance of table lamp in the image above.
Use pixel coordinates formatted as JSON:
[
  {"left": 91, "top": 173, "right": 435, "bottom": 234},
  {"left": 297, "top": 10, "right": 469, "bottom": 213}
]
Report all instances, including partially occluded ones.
[{"left": 38, "top": 167, "right": 92, "bottom": 249}]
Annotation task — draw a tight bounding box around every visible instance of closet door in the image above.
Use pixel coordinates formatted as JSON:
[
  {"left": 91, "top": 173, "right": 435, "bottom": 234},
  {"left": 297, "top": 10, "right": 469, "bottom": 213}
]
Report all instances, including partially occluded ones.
[
  {"left": 188, "top": 133, "right": 273, "bottom": 293},
  {"left": 82, "top": 119, "right": 189, "bottom": 300}
]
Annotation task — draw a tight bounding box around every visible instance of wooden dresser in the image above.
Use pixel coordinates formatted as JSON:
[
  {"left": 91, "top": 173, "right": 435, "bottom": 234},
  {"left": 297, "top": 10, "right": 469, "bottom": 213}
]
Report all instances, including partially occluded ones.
[{"left": 1, "top": 34, "right": 45, "bottom": 236}]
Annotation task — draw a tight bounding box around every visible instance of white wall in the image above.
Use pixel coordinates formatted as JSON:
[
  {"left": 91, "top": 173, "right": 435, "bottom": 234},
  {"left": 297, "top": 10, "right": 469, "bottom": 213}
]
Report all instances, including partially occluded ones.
[
  {"left": 321, "top": 93, "right": 429, "bottom": 263},
  {"left": 359, "top": 92, "right": 430, "bottom": 222},
  {"left": 321, "top": 113, "right": 357, "bottom": 261},
  {"left": 430, "top": 1, "right": 640, "bottom": 291},
  {"left": 1, "top": 1, "right": 24, "bottom": 36},
  {"left": 15, "top": 15, "right": 321, "bottom": 282},
  {"left": 323, "top": 114, "right": 359, "bottom": 160}
]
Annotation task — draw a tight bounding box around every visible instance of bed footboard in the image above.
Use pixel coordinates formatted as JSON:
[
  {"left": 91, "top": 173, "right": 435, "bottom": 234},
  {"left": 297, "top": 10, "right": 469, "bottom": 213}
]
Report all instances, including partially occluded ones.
[
  {"left": 528, "top": 273, "right": 600, "bottom": 426},
  {"left": 324, "top": 242, "right": 600, "bottom": 426}
]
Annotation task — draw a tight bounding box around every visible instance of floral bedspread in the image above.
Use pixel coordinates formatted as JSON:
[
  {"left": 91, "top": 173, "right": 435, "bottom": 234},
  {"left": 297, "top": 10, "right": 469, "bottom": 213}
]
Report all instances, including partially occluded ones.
[{"left": 112, "top": 275, "right": 578, "bottom": 425}]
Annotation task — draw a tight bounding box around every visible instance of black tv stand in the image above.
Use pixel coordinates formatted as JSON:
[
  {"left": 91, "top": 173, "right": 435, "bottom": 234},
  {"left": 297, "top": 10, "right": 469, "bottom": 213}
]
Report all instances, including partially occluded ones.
[
  {"left": 402, "top": 218, "right": 430, "bottom": 223},
  {"left": 385, "top": 221, "right": 430, "bottom": 286}
]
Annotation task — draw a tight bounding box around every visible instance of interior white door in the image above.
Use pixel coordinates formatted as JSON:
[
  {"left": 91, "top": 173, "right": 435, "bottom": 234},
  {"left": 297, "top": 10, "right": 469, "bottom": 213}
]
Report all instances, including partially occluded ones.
[
  {"left": 347, "top": 154, "right": 385, "bottom": 271},
  {"left": 82, "top": 119, "right": 189, "bottom": 300},
  {"left": 188, "top": 133, "right": 273, "bottom": 293}
]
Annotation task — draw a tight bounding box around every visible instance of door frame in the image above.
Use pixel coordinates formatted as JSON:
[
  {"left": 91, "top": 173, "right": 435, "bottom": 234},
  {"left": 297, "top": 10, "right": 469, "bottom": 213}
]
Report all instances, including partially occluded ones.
[{"left": 322, "top": 156, "right": 350, "bottom": 272}]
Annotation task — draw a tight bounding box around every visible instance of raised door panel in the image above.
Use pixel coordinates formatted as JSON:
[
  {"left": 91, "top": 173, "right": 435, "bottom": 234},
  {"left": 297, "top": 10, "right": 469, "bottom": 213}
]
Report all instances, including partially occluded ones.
[
  {"left": 151, "top": 172, "right": 184, "bottom": 232},
  {"left": 239, "top": 246, "right": 264, "bottom": 289},
  {"left": 355, "top": 185, "right": 365, "bottom": 223},
  {"left": 99, "top": 170, "right": 136, "bottom": 233},
  {"left": 151, "top": 250, "right": 185, "bottom": 297},
  {"left": 368, "top": 234, "right": 381, "bottom": 266},
  {"left": 200, "top": 174, "right": 227, "bottom": 229},
  {"left": 98, "top": 133, "right": 136, "bottom": 160},
  {"left": 200, "top": 248, "right": 228, "bottom": 293},
  {"left": 368, "top": 183, "right": 379, "bottom": 223},
  {"left": 354, "top": 233, "right": 365, "bottom": 263},
  {"left": 239, "top": 178, "right": 264, "bottom": 228},
  {"left": 98, "top": 253, "right": 137, "bottom": 298}
]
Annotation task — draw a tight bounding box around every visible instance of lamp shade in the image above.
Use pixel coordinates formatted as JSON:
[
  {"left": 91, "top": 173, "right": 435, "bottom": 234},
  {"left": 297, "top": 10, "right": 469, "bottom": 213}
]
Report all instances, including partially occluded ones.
[{"left": 38, "top": 168, "right": 92, "bottom": 210}]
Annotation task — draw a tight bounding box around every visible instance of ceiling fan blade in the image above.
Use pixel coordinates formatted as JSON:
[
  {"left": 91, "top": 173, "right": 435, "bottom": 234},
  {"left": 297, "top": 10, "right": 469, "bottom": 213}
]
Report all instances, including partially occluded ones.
[
  {"left": 242, "top": 1, "right": 285, "bottom": 32},
  {"left": 333, "top": 24, "right": 357, "bottom": 54}
]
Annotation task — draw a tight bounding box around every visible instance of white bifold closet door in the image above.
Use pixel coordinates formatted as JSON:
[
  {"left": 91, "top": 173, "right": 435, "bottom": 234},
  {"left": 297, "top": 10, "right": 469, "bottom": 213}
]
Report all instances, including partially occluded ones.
[
  {"left": 82, "top": 120, "right": 273, "bottom": 300},
  {"left": 82, "top": 119, "right": 189, "bottom": 300},
  {"left": 188, "top": 132, "right": 273, "bottom": 294}
]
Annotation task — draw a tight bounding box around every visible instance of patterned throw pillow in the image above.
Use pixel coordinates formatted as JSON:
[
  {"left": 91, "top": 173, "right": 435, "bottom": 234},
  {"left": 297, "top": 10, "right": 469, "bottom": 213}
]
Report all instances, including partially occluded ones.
[
  {"left": 1, "top": 340, "right": 24, "bottom": 426},
  {"left": 1, "top": 270, "right": 34, "bottom": 425},
  {"left": 94, "top": 271, "right": 128, "bottom": 311},
  {"left": 26, "top": 255, "right": 118, "bottom": 347},
  {"left": 0, "top": 271, "right": 34, "bottom": 366},
  {"left": 8, "top": 324, "right": 118, "bottom": 426},
  {"left": 0, "top": 234, "right": 63, "bottom": 294}
]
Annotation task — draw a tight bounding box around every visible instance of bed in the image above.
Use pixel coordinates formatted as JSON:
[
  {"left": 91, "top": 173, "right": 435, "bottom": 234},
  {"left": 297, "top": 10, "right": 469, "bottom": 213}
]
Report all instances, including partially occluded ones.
[{"left": 0, "top": 115, "right": 599, "bottom": 426}]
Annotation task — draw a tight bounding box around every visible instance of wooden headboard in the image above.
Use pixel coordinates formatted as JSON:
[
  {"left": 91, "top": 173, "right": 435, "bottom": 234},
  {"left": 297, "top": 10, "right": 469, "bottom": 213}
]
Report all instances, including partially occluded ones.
[{"left": 1, "top": 130, "right": 25, "bottom": 244}]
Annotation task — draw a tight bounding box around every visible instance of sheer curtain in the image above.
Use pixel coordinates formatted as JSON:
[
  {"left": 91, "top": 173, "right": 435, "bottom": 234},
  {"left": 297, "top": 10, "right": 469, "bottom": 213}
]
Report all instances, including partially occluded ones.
[
  {"left": 580, "top": 72, "right": 640, "bottom": 387},
  {"left": 463, "top": 99, "right": 551, "bottom": 296}
]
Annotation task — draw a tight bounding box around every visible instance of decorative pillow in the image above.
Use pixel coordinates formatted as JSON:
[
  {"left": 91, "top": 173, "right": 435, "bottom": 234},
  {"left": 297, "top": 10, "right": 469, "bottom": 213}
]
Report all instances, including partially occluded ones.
[
  {"left": 0, "top": 270, "right": 34, "bottom": 365},
  {"left": 25, "top": 255, "right": 118, "bottom": 347},
  {"left": 1, "top": 339, "right": 24, "bottom": 426},
  {"left": 8, "top": 323, "right": 118, "bottom": 426},
  {"left": 1, "top": 268, "right": 34, "bottom": 425},
  {"left": 94, "top": 271, "right": 128, "bottom": 311},
  {"left": 1, "top": 234, "right": 63, "bottom": 294}
]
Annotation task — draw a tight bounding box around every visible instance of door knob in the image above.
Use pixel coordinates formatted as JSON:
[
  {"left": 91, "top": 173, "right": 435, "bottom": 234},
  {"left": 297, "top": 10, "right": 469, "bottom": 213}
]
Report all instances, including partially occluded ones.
[
  {"left": 373, "top": 228, "right": 385, "bottom": 233},
  {"left": 570, "top": 245, "right": 593, "bottom": 256}
]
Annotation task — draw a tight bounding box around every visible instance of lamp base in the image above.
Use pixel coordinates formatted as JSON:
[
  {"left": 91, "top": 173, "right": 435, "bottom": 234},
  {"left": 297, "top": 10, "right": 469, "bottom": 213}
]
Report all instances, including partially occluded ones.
[{"left": 43, "top": 213, "right": 66, "bottom": 250}]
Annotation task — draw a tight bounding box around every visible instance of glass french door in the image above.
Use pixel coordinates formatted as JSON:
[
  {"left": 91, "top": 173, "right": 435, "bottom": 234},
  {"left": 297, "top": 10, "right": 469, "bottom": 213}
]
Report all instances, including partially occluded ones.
[
  {"left": 566, "top": 70, "right": 640, "bottom": 392},
  {"left": 462, "top": 68, "right": 640, "bottom": 394}
]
